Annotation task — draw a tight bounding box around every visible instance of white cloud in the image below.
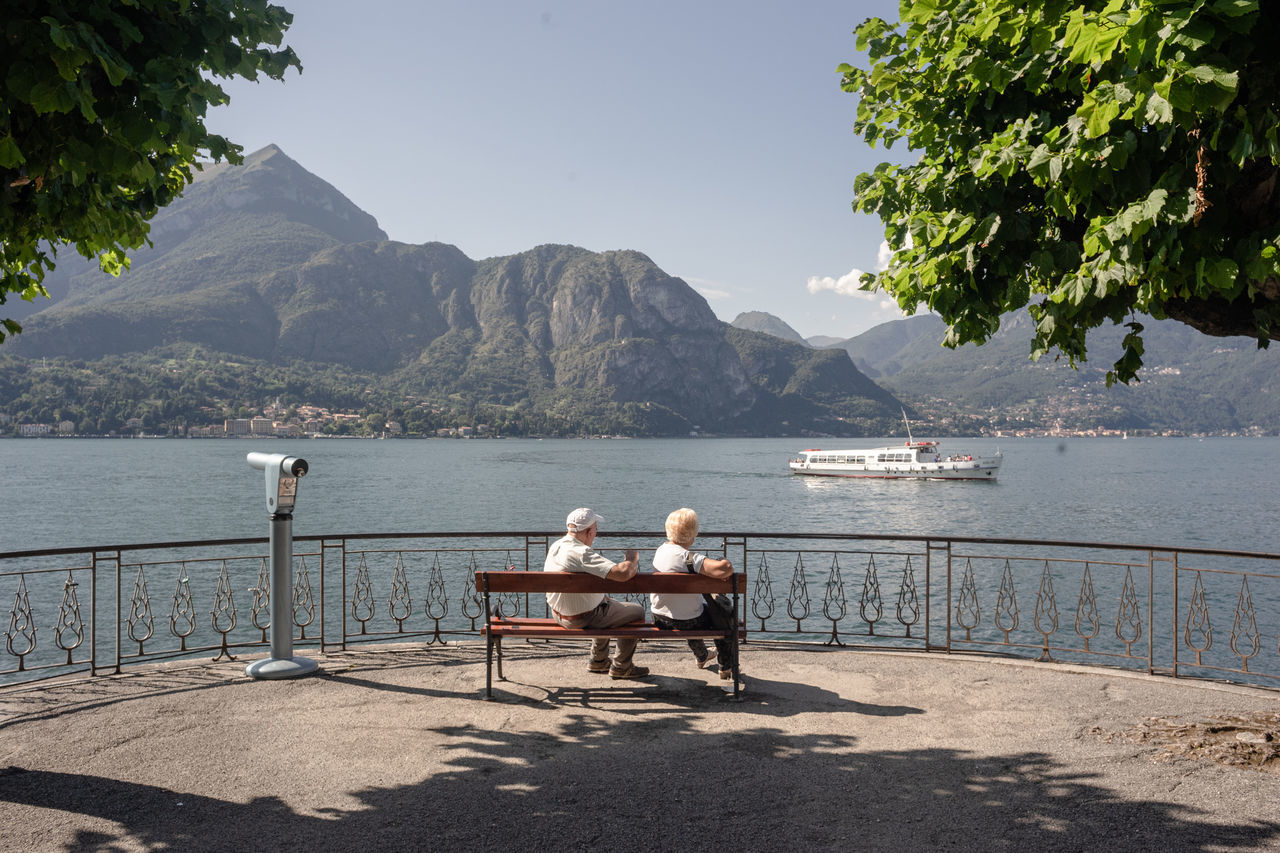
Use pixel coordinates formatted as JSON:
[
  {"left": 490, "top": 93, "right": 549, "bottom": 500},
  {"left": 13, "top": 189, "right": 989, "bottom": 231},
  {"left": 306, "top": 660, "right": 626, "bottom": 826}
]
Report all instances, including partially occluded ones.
[
  {"left": 876, "top": 240, "right": 893, "bottom": 271},
  {"left": 696, "top": 287, "right": 732, "bottom": 301},
  {"left": 806, "top": 268, "right": 881, "bottom": 301},
  {"left": 876, "top": 235, "right": 915, "bottom": 271},
  {"left": 805, "top": 264, "right": 907, "bottom": 334},
  {"left": 683, "top": 276, "right": 732, "bottom": 301},
  {"left": 798, "top": 267, "right": 870, "bottom": 297}
]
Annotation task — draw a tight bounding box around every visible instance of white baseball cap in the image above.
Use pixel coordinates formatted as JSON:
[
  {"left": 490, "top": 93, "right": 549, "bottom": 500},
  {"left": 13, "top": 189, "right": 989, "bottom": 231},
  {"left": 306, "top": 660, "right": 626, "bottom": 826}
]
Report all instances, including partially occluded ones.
[{"left": 566, "top": 507, "right": 603, "bottom": 532}]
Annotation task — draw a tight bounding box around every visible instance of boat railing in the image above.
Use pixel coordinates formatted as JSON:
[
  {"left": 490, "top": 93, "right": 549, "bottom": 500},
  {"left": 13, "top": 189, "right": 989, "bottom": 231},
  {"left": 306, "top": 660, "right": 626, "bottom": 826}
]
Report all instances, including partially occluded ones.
[{"left": 2, "top": 531, "right": 1278, "bottom": 691}]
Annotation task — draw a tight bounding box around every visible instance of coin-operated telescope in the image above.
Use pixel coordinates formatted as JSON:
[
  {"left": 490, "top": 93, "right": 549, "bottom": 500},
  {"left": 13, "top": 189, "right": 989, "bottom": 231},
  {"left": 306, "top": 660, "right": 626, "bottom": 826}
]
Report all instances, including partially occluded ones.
[
  {"left": 244, "top": 452, "right": 318, "bottom": 680},
  {"left": 246, "top": 452, "right": 308, "bottom": 516}
]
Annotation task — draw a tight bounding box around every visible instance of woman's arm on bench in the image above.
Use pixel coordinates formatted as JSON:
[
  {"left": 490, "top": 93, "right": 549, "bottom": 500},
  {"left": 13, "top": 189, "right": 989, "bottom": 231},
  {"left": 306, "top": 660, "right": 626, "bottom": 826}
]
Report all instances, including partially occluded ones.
[{"left": 699, "top": 557, "right": 734, "bottom": 578}]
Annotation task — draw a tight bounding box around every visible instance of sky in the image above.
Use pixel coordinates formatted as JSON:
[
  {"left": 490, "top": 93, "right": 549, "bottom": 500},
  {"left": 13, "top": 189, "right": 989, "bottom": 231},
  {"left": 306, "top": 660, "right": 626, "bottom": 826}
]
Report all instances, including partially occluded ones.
[{"left": 207, "top": 1, "right": 909, "bottom": 341}]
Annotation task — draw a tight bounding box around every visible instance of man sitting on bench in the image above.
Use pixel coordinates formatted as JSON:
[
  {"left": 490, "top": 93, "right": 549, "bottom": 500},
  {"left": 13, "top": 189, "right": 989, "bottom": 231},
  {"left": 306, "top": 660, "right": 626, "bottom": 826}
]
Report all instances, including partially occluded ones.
[{"left": 544, "top": 507, "right": 649, "bottom": 680}]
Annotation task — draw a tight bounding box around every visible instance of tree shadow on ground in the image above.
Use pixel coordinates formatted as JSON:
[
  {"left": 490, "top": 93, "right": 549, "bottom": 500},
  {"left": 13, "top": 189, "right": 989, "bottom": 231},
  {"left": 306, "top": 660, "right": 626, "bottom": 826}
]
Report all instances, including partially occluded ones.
[{"left": 2, "top": 713, "right": 1278, "bottom": 852}]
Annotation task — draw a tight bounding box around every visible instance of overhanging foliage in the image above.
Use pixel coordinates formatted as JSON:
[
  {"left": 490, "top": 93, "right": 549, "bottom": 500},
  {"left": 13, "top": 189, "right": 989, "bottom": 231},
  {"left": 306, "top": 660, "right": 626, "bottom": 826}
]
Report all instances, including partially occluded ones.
[
  {"left": 0, "top": 0, "right": 300, "bottom": 342},
  {"left": 845, "top": 0, "right": 1280, "bottom": 383}
]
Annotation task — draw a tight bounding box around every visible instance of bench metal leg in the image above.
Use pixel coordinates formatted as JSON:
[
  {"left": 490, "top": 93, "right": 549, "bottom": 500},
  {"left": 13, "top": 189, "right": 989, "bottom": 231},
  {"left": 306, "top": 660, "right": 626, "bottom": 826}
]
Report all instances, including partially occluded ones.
[
  {"left": 730, "top": 625, "right": 741, "bottom": 700},
  {"left": 483, "top": 635, "right": 507, "bottom": 700},
  {"left": 485, "top": 633, "right": 494, "bottom": 699}
]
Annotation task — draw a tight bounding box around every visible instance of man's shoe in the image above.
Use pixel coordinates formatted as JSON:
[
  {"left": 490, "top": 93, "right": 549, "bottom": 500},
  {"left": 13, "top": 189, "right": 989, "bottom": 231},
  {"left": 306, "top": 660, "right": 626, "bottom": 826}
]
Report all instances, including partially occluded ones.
[
  {"left": 719, "top": 667, "right": 742, "bottom": 681},
  {"left": 587, "top": 658, "right": 612, "bottom": 674},
  {"left": 609, "top": 663, "right": 650, "bottom": 680},
  {"left": 696, "top": 651, "right": 717, "bottom": 670}
]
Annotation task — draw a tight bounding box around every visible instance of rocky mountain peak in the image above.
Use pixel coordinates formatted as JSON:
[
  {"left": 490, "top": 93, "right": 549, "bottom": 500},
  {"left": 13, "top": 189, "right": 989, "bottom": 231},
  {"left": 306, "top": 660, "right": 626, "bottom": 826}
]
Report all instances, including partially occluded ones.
[
  {"left": 150, "top": 144, "right": 387, "bottom": 246},
  {"left": 5, "top": 146, "right": 904, "bottom": 435}
]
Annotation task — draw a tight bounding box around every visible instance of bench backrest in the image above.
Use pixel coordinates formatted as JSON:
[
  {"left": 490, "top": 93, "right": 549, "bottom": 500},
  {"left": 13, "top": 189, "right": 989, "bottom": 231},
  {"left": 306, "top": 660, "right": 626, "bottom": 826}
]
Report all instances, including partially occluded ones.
[{"left": 475, "top": 570, "right": 746, "bottom": 596}]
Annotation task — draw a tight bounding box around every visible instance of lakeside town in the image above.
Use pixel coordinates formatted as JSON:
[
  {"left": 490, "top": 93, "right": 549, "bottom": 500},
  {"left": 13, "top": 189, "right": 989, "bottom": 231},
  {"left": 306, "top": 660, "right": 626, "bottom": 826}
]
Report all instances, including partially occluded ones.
[
  {"left": 0, "top": 403, "right": 492, "bottom": 439},
  {"left": 0, "top": 404, "right": 1267, "bottom": 440}
]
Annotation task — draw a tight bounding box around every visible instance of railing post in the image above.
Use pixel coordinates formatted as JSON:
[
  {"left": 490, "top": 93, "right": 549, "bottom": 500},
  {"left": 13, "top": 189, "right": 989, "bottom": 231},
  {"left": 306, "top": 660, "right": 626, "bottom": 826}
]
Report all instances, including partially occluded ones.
[
  {"left": 925, "top": 541, "right": 932, "bottom": 650},
  {"left": 925, "top": 539, "right": 951, "bottom": 652},
  {"left": 725, "top": 536, "right": 747, "bottom": 635},
  {"left": 944, "top": 540, "right": 953, "bottom": 653},
  {"left": 113, "top": 550, "right": 122, "bottom": 675},
  {"left": 89, "top": 551, "right": 99, "bottom": 676},
  {"left": 319, "top": 538, "right": 327, "bottom": 653},
  {"left": 1148, "top": 548, "right": 1156, "bottom": 677},
  {"left": 320, "top": 537, "right": 345, "bottom": 653},
  {"left": 1170, "top": 550, "right": 1179, "bottom": 679},
  {"left": 339, "top": 538, "right": 349, "bottom": 651}
]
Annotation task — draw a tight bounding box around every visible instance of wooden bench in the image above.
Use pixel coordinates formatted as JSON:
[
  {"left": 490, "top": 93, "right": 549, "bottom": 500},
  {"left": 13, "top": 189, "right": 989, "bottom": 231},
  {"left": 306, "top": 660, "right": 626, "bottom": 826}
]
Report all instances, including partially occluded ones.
[{"left": 475, "top": 570, "right": 747, "bottom": 699}]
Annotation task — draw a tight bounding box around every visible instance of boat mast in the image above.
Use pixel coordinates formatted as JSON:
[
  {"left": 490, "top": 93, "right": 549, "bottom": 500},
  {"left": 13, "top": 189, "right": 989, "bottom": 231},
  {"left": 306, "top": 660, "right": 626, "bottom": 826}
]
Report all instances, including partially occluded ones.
[{"left": 901, "top": 407, "right": 914, "bottom": 444}]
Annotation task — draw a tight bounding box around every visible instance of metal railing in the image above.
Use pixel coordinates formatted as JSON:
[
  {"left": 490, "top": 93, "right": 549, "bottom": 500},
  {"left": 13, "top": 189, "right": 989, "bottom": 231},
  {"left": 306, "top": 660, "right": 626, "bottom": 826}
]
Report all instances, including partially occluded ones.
[{"left": 3, "top": 532, "right": 1278, "bottom": 690}]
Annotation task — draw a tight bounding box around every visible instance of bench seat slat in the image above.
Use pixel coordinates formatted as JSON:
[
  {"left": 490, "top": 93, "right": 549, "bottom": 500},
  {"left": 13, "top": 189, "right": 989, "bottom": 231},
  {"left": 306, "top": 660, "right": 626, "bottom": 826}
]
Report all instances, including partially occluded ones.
[{"left": 483, "top": 617, "right": 746, "bottom": 640}]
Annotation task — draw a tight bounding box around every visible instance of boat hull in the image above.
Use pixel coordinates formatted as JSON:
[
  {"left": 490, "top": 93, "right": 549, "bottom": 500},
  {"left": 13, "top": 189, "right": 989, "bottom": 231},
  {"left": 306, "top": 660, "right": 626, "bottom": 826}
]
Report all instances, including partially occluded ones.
[
  {"left": 788, "top": 441, "right": 1002, "bottom": 481},
  {"left": 789, "top": 463, "right": 999, "bottom": 481}
]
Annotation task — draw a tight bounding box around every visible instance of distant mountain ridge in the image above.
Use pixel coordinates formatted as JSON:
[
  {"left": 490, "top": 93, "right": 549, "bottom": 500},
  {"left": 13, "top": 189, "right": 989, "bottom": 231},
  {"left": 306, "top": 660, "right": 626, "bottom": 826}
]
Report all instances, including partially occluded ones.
[
  {"left": 731, "top": 309, "right": 1280, "bottom": 433},
  {"left": 3, "top": 146, "right": 904, "bottom": 436},
  {"left": 830, "top": 311, "right": 1279, "bottom": 434},
  {"left": 730, "top": 311, "right": 808, "bottom": 345}
]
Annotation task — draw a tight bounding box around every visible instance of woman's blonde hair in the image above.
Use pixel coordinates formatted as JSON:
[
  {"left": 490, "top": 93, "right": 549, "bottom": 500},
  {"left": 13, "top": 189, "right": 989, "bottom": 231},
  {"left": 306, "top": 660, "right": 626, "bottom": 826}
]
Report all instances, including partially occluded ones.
[{"left": 665, "top": 507, "right": 699, "bottom": 547}]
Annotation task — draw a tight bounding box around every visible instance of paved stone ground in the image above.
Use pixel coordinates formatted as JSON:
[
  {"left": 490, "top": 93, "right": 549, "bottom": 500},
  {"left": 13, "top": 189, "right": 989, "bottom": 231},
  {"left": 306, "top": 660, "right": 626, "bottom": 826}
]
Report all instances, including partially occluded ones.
[{"left": 1, "top": 642, "right": 1279, "bottom": 852}]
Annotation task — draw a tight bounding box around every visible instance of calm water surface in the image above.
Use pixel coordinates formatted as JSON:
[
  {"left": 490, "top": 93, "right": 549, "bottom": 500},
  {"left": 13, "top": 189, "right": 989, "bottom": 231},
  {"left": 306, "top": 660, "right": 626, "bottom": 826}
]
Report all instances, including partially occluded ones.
[{"left": 1, "top": 436, "right": 1276, "bottom": 554}]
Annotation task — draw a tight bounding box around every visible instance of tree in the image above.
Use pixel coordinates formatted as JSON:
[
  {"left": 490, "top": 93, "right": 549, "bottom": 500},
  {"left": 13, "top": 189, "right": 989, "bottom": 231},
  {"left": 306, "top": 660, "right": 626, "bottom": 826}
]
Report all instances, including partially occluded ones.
[
  {"left": 1, "top": 0, "right": 300, "bottom": 342},
  {"left": 844, "top": 0, "right": 1280, "bottom": 383}
]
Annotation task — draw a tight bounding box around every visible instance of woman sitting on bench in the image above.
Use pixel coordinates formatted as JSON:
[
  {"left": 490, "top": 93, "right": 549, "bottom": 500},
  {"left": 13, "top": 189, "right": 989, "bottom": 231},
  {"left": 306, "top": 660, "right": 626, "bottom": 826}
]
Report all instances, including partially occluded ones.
[{"left": 650, "top": 507, "right": 741, "bottom": 683}]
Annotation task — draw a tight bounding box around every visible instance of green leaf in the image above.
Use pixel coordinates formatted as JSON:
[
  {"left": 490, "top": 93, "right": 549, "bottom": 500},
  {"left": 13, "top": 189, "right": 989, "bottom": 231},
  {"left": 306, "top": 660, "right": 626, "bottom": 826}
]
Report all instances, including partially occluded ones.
[
  {"left": 1227, "top": 129, "right": 1255, "bottom": 165},
  {"left": 0, "top": 136, "right": 23, "bottom": 168},
  {"left": 902, "top": 0, "right": 939, "bottom": 24},
  {"left": 1211, "top": 0, "right": 1258, "bottom": 17},
  {"left": 1185, "top": 64, "right": 1238, "bottom": 92},
  {"left": 1143, "top": 92, "right": 1172, "bottom": 124},
  {"left": 42, "top": 18, "right": 73, "bottom": 50},
  {"left": 1082, "top": 96, "right": 1121, "bottom": 138}
]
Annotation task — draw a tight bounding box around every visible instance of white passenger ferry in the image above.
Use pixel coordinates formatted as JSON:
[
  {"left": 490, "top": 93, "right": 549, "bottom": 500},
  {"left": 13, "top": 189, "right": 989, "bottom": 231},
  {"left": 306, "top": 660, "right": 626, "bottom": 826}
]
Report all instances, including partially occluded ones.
[{"left": 789, "top": 417, "right": 1001, "bottom": 481}]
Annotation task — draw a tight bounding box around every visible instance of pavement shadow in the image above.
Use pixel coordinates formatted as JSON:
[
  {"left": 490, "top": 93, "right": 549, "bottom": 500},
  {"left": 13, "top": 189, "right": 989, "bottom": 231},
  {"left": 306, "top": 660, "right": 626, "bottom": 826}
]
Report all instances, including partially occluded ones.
[
  {"left": 3, "top": 714, "right": 1278, "bottom": 851},
  {"left": 0, "top": 646, "right": 489, "bottom": 729},
  {"left": 484, "top": 644, "right": 923, "bottom": 717},
  {"left": 528, "top": 673, "right": 923, "bottom": 718},
  {"left": 0, "top": 669, "right": 254, "bottom": 731}
]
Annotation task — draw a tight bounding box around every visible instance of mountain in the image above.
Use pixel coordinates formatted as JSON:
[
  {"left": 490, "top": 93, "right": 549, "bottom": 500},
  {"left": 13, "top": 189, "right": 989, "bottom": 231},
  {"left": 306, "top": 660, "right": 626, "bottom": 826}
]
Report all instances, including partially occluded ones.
[
  {"left": 5, "top": 145, "right": 386, "bottom": 327},
  {"left": 1, "top": 146, "right": 903, "bottom": 436},
  {"left": 730, "top": 311, "right": 808, "bottom": 345},
  {"left": 815, "top": 311, "right": 1280, "bottom": 434},
  {"left": 824, "top": 314, "right": 947, "bottom": 379}
]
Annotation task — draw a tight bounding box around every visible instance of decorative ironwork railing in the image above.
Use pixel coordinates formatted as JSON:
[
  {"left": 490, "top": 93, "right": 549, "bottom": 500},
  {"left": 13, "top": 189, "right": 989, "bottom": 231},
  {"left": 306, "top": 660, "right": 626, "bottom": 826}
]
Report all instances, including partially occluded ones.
[{"left": 3, "top": 532, "right": 1278, "bottom": 690}]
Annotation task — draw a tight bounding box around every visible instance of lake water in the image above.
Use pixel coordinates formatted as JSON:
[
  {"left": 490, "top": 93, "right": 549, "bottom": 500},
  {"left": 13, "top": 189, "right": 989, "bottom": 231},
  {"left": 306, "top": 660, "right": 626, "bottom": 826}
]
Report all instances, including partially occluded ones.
[
  {"left": 4, "top": 435, "right": 1279, "bottom": 688},
  {"left": 1, "top": 435, "right": 1276, "bottom": 554}
]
